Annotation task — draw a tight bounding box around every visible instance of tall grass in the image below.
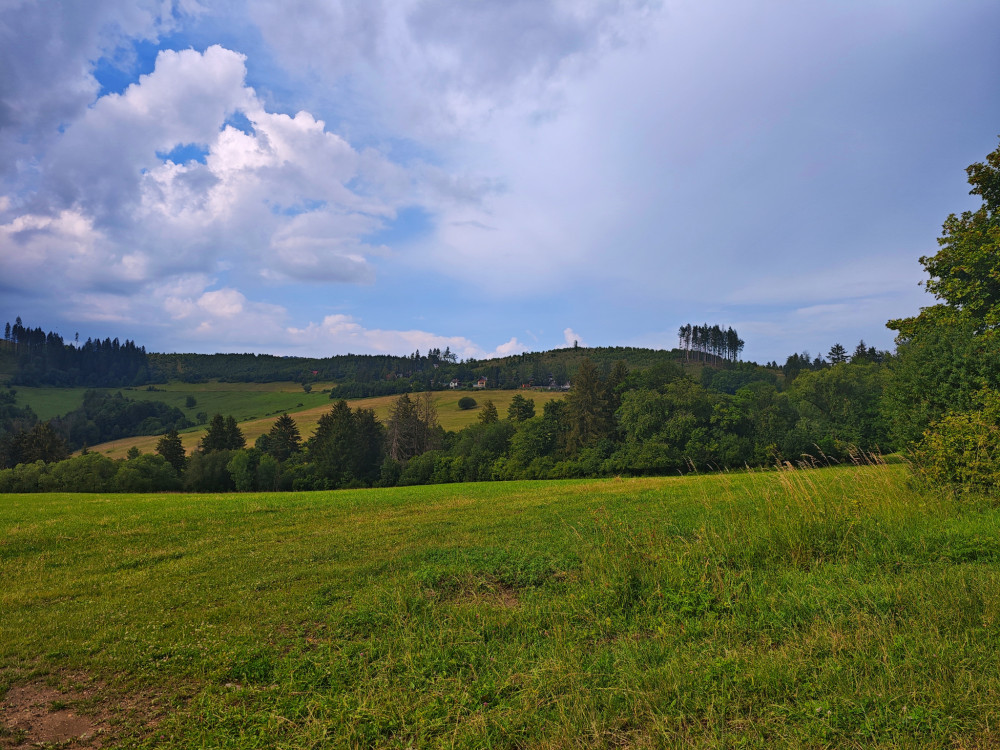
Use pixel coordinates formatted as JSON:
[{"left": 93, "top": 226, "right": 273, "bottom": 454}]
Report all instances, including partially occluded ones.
[{"left": 2, "top": 463, "right": 1000, "bottom": 747}]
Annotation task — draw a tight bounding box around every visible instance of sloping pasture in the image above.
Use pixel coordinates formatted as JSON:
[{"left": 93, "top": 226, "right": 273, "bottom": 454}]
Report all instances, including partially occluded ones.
[{"left": 84, "top": 389, "right": 565, "bottom": 459}]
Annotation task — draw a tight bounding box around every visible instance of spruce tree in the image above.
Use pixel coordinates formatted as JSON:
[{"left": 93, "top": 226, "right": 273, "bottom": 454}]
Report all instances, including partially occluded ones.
[
  {"left": 507, "top": 394, "right": 535, "bottom": 422},
  {"left": 224, "top": 416, "right": 246, "bottom": 450},
  {"left": 565, "top": 358, "right": 613, "bottom": 451},
  {"left": 828, "top": 343, "right": 848, "bottom": 364},
  {"left": 200, "top": 414, "right": 228, "bottom": 453},
  {"left": 386, "top": 394, "right": 421, "bottom": 461},
  {"left": 156, "top": 429, "right": 187, "bottom": 474},
  {"left": 478, "top": 400, "right": 499, "bottom": 425},
  {"left": 266, "top": 413, "right": 301, "bottom": 462},
  {"left": 309, "top": 400, "right": 355, "bottom": 484}
]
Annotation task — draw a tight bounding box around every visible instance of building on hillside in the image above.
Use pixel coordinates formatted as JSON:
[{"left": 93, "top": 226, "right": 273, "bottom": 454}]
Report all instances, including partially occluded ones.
[
  {"left": 449, "top": 378, "right": 460, "bottom": 389},
  {"left": 474, "top": 377, "right": 487, "bottom": 389}
]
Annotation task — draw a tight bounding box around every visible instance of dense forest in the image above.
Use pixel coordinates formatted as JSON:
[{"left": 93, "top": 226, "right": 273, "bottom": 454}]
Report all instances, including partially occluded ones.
[
  {"left": 3, "top": 139, "right": 1000, "bottom": 496},
  {"left": 3, "top": 317, "right": 150, "bottom": 387}
]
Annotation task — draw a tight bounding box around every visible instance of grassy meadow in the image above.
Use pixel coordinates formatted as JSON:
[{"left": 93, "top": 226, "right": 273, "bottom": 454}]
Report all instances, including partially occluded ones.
[
  {"left": 77, "top": 388, "right": 566, "bottom": 459},
  {"left": 11, "top": 381, "right": 340, "bottom": 423},
  {"left": 4, "top": 462, "right": 1000, "bottom": 747}
]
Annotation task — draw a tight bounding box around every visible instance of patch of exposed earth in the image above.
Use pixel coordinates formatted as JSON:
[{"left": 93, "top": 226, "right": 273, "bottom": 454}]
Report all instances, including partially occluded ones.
[{"left": 1, "top": 672, "right": 169, "bottom": 749}]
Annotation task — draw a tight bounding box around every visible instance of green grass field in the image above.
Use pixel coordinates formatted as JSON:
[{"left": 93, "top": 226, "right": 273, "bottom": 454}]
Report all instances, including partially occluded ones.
[
  {"left": 81, "top": 388, "right": 566, "bottom": 459},
  {"left": 4, "top": 462, "right": 1000, "bottom": 747},
  {"left": 10, "top": 381, "right": 340, "bottom": 423}
]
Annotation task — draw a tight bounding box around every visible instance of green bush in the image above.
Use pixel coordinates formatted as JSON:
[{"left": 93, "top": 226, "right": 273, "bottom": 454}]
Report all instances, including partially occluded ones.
[
  {"left": 457, "top": 396, "right": 477, "bottom": 410},
  {"left": 912, "top": 388, "right": 1000, "bottom": 493},
  {"left": 42, "top": 453, "right": 118, "bottom": 492},
  {"left": 113, "top": 454, "right": 181, "bottom": 492}
]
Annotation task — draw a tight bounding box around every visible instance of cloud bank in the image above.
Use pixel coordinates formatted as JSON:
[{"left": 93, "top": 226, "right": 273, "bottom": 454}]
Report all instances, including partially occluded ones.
[{"left": 2, "top": 1, "right": 999, "bottom": 361}]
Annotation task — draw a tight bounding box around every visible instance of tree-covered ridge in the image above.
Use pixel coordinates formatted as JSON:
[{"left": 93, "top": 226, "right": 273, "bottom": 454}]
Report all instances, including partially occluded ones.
[
  {"left": 147, "top": 345, "right": 691, "bottom": 389},
  {"left": 0, "top": 385, "right": 194, "bottom": 468},
  {"left": 4, "top": 314, "right": 720, "bottom": 393},
  {"left": 4, "top": 316, "right": 150, "bottom": 387}
]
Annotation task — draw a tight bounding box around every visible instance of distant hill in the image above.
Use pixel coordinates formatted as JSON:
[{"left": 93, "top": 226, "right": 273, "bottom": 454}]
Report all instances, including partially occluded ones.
[
  {"left": 6, "top": 315, "right": 767, "bottom": 394},
  {"left": 147, "top": 346, "right": 695, "bottom": 390}
]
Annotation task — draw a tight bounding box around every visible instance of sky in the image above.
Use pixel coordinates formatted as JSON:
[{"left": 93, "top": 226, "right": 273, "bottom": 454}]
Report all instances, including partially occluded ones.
[{"left": 1, "top": 1, "right": 999, "bottom": 364}]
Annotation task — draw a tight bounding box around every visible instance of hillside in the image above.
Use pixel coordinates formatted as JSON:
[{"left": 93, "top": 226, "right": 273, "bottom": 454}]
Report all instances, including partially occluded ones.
[
  {"left": 3, "top": 464, "right": 1000, "bottom": 747},
  {"left": 84, "top": 389, "right": 567, "bottom": 459},
  {"left": 12, "top": 380, "right": 338, "bottom": 424},
  {"left": 147, "top": 345, "right": 694, "bottom": 387}
]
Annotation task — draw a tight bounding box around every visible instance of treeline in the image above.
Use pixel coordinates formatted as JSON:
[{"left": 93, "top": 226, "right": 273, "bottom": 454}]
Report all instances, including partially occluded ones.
[
  {"left": 678, "top": 324, "right": 744, "bottom": 363},
  {"left": 148, "top": 346, "right": 688, "bottom": 391},
  {"left": 4, "top": 317, "right": 150, "bottom": 387},
  {"left": 1, "top": 350, "right": 898, "bottom": 493},
  {"left": 0, "top": 389, "right": 55, "bottom": 470},
  {"left": 4, "top": 313, "right": 700, "bottom": 394},
  {"left": 770, "top": 340, "right": 888, "bottom": 381}
]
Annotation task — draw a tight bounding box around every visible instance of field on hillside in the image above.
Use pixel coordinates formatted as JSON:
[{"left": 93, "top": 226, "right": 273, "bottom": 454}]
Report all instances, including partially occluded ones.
[
  {"left": 84, "top": 388, "right": 566, "bottom": 459},
  {"left": 11, "top": 381, "right": 339, "bottom": 423},
  {"left": 4, "top": 464, "right": 1000, "bottom": 747}
]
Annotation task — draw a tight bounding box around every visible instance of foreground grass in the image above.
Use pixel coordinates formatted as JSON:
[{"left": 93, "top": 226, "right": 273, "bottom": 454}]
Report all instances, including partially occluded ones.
[
  {"left": 85, "top": 389, "right": 566, "bottom": 459},
  {"left": 2, "top": 464, "right": 1000, "bottom": 747}
]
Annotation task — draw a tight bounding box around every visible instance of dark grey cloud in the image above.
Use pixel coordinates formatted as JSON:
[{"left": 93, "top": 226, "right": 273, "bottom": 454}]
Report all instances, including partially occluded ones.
[{"left": 247, "top": 0, "right": 657, "bottom": 139}]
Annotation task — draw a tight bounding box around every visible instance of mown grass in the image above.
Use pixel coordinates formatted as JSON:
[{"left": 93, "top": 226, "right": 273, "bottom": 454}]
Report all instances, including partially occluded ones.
[
  {"left": 3, "top": 463, "right": 1000, "bottom": 747},
  {"left": 84, "top": 389, "right": 566, "bottom": 458}
]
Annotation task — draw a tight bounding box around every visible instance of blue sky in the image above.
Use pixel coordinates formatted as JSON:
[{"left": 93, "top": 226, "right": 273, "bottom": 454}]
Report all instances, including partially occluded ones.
[{"left": 2, "top": 1, "right": 999, "bottom": 363}]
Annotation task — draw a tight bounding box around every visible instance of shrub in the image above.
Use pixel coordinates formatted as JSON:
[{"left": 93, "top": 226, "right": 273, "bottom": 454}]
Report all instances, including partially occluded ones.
[
  {"left": 113, "top": 454, "right": 181, "bottom": 492},
  {"left": 42, "top": 453, "right": 119, "bottom": 492},
  {"left": 458, "top": 396, "right": 477, "bottom": 410},
  {"left": 912, "top": 388, "right": 1000, "bottom": 493}
]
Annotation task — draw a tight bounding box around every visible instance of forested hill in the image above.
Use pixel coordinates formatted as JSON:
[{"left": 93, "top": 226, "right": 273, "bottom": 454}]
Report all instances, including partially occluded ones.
[
  {"left": 5, "top": 314, "right": 704, "bottom": 388},
  {"left": 2, "top": 317, "right": 149, "bottom": 387},
  {"left": 5, "top": 314, "right": 764, "bottom": 391},
  {"left": 147, "top": 346, "right": 691, "bottom": 390}
]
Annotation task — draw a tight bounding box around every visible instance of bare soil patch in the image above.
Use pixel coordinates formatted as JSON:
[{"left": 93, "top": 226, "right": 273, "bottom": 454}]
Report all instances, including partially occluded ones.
[
  {"left": 1, "top": 679, "right": 98, "bottom": 748},
  {"left": 0, "top": 672, "right": 170, "bottom": 749},
  {"left": 427, "top": 577, "right": 521, "bottom": 609}
]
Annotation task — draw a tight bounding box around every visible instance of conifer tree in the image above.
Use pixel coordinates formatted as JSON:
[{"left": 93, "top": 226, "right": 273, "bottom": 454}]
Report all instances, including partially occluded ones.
[
  {"left": 386, "top": 393, "right": 435, "bottom": 462},
  {"left": 200, "top": 414, "right": 228, "bottom": 453},
  {"left": 156, "top": 429, "right": 187, "bottom": 474},
  {"left": 266, "top": 413, "right": 301, "bottom": 461},
  {"left": 828, "top": 343, "right": 848, "bottom": 364},
  {"left": 566, "top": 358, "right": 613, "bottom": 451},
  {"left": 507, "top": 394, "right": 535, "bottom": 422},
  {"left": 478, "top": 400, "right": 499, "bottom": 425},
  {"left": 224, "top": 416, "right": 246, "bottom": 450},
  {"left": 309, "top": 400, "right": 355, "bottom": 483}
]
